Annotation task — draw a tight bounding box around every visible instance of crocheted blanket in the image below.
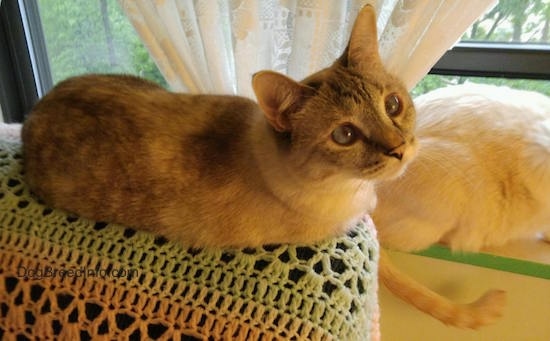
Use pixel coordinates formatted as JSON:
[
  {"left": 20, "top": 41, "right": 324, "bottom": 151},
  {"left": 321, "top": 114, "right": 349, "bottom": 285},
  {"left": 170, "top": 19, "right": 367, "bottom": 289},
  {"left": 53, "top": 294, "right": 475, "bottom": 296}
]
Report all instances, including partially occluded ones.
[{"left": 0, "top": 134, "right": 380, "bottom": 340}]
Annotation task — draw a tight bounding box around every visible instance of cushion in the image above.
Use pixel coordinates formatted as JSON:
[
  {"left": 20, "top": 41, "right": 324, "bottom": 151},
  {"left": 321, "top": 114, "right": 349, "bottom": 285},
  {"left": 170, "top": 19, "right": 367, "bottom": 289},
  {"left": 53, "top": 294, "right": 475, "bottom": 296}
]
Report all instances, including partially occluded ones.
[{"left": 0, "top": 137, "right": 380, "bottom": 340}]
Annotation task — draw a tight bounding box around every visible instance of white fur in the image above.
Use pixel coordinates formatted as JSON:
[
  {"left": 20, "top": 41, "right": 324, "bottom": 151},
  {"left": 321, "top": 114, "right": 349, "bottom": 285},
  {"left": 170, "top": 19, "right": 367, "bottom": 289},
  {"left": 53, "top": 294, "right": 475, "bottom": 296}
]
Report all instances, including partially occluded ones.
[{"left": 373, "top": 83, "right": 550, "bottom": 252}]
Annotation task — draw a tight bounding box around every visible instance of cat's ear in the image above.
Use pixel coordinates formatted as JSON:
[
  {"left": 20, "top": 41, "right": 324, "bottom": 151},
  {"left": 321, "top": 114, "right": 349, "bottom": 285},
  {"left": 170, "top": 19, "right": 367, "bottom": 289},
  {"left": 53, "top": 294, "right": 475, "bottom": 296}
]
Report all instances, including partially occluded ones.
[
  {"left": 252, "top": 71, "right": 314, "bottom": 132},
  {"left": 346, "top": 4, "right": 383, "bottom": 71}
]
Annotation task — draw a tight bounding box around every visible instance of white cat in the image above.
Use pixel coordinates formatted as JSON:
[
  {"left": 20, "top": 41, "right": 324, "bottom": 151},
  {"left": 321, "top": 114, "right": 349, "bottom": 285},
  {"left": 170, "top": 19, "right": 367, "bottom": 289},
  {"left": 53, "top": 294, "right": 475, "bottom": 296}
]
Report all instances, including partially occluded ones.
[
  {"left": 373, "top": 83, "right": 550, "bottom": 328},
  {"left": 374, "top": 83, "right": 550, "bottom": 253}
]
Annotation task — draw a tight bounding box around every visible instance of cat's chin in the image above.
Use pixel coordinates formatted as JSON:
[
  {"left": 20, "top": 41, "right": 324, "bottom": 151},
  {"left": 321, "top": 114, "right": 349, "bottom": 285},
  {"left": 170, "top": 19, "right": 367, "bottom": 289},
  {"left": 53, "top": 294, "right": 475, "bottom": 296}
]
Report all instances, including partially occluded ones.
[{"left": 363, "top": 159, "right": 410, "bottom": 181}]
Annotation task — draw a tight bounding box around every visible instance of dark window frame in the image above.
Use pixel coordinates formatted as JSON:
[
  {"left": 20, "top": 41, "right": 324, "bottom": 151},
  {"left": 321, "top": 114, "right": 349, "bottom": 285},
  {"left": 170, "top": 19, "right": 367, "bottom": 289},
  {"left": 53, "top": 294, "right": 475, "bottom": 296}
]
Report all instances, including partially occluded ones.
[
  {"left": 431, "top": 42, "right": 550, "bottom": 80},
  {"left": 0, "top": 0, "right": 50, "bottom": 123},
  {"left": 1, "top": 2, "right": 550, "bottom": 123}
]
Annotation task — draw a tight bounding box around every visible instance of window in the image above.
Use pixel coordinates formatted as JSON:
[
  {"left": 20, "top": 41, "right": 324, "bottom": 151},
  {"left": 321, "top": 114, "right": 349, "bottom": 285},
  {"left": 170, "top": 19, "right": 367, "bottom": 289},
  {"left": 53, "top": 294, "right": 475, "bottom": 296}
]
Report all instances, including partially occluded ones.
[
  {"left": 413, "top": 0, "right": 550, "bottom": 97},
  {"left": 37, "top": 0, "right": 165, "bottom": 87},
  {"left": 1, "top": 0, "right": 549, "bottom": 122},
  {"left": 0, "top": 1, "right": 40, "bottom": 123},
  {"left": 0, "top": 0, "right": 164, "bottom": 123}
]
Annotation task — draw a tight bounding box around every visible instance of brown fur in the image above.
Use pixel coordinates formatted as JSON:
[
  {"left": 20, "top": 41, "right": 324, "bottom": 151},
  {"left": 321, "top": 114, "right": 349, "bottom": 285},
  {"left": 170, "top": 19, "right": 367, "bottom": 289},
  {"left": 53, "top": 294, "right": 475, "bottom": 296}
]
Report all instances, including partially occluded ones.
[{"left": 22, "top": 5, "right": 416, "bottom": 248}]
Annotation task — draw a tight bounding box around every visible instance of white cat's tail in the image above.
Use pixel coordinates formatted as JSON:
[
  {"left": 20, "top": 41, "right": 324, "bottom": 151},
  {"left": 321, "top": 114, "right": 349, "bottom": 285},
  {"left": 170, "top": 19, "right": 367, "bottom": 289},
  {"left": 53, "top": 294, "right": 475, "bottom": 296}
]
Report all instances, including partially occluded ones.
[{"left": 379, "top": 249, "right": 506, "bottom": 329}]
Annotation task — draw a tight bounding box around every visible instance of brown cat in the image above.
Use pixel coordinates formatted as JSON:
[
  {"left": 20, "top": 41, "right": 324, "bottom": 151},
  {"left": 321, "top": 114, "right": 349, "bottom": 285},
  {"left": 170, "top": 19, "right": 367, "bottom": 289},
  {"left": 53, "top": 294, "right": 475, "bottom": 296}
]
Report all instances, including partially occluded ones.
[{"left": 22, "top": 5, "right": 415, "bottom": 248}]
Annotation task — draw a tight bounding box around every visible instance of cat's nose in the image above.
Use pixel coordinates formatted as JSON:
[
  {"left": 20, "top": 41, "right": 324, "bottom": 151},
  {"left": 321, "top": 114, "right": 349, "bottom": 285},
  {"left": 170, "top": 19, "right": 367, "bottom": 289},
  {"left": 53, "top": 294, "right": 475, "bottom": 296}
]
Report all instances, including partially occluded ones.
[{"left": 384, "top": 143, "right": 405, "bottom": 160}]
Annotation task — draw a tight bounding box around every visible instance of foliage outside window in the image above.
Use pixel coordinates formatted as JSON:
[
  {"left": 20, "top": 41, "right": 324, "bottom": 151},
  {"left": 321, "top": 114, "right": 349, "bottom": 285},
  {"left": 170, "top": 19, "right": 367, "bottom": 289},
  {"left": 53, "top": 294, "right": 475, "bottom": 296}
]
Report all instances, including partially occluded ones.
[
  {"left": 413, "top": 0, "right": 550, "bottom": 97},
  {"left": 32, "top": 0, "right": 550, "bottom": 98},
  {"left": 37, "top": 0, "right": 166, "bottom": 87}
]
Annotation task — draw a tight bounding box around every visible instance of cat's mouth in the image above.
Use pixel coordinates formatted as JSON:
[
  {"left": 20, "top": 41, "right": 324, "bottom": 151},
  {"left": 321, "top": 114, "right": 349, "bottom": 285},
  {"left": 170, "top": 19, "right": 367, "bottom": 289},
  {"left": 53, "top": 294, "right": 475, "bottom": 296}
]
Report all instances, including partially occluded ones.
[
  {"left": 363, "top": 161, "right": 387, "bottom": 176},
  {"left": 363, "top": 149, "right": 415, "bottom": 180}
]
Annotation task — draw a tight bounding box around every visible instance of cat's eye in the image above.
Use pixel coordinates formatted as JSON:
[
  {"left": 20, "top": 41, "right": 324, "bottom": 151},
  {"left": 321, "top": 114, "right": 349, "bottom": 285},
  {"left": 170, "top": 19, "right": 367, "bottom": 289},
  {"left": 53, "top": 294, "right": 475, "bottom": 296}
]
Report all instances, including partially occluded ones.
[
  {"left": 385, "top": 93, "right": 402, "bottom": 117},
  {"left": 331, "top": 124, "right": 359, "bottom": 146}
]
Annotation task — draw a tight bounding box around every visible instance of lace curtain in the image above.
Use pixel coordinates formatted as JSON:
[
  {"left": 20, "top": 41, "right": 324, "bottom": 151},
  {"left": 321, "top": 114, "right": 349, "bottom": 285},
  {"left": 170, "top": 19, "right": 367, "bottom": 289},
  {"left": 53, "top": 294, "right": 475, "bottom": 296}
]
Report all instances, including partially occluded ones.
[{"left": 118, "top": 0, "right": 496, "bottom": 97}]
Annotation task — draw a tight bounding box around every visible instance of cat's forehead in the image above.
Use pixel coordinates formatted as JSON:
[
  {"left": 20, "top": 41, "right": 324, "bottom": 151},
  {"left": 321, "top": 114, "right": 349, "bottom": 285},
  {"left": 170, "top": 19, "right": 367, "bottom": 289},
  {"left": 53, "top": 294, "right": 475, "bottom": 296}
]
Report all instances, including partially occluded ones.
[
  {"left": 308, "top": 66, "right": 404, "bottom": 101},
  {"left": 297, "top": 62, "right": 413, "bottom": 127},
  {"left": 316, "top": 70, "right": 400, "bottom": 108},
  {"left": 299, "top": 69, "right": 413, "bottom": 134}
]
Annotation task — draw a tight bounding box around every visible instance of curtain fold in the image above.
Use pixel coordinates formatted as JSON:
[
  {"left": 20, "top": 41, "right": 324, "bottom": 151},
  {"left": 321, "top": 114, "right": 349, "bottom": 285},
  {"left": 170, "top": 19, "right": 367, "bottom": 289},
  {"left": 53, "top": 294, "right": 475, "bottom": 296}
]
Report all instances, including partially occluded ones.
[{"left": 119, "top": 0, "right": 496, "bottom": 97}]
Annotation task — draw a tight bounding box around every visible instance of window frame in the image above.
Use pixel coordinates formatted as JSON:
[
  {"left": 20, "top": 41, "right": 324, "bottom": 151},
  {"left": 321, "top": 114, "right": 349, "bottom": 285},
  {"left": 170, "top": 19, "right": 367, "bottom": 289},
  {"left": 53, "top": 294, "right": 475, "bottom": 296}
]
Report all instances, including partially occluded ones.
[
  {"left": 0, "top": 0, "right": 50, "bottom": 123},
  {"left": 1, "top": 2, "right": 550, "bottom": 122},
  {"left": 431, "top": 42, "right": 550, "bottom": 80}
]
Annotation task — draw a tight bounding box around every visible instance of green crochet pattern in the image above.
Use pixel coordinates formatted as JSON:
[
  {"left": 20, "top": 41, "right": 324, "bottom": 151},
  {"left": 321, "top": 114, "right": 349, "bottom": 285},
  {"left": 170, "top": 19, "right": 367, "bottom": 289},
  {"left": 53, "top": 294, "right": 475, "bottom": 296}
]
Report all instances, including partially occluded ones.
[{"left": 0, "top": 139, "right": 379, "bottom": 340}]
